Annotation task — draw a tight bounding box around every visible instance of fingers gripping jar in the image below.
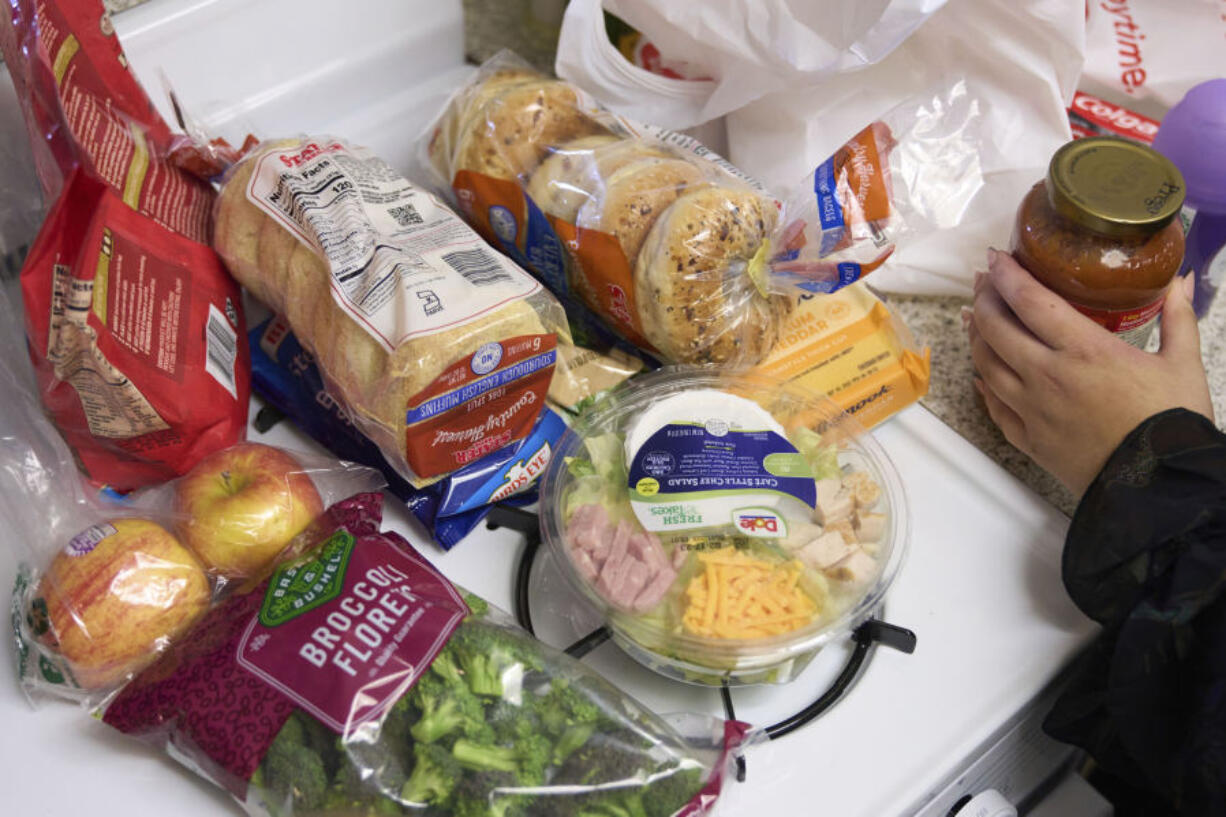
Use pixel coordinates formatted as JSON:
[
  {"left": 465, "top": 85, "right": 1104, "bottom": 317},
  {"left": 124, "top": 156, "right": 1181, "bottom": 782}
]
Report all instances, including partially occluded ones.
[{"left": 1012, "top": 137, "right": 1186, "bottom": 348}]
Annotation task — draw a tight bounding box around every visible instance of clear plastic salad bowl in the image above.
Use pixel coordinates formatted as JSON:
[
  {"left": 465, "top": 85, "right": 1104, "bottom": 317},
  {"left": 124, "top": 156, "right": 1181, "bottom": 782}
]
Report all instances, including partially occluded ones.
[{"left": 539, "top": 367, "right": 910, "bottom": 687}]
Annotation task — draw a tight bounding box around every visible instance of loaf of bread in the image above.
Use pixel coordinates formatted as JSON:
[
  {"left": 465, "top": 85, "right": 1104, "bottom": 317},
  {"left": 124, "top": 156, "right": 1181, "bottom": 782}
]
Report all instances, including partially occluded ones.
[{"left": 215, "top": 138, "right": 565, "bottom": 486}]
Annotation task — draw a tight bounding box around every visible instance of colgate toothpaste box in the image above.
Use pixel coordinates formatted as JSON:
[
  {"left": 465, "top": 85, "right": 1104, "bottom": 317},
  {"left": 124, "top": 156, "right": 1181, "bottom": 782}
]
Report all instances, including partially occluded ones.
[{"left": 1068, "top": 90, "right": 1160, "bottom": 144}]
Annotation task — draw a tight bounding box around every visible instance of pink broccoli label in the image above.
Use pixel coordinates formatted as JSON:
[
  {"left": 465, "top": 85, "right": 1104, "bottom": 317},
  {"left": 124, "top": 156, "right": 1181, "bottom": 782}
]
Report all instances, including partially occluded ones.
[{"left": 236, "top": 529, "right": 469, "bottom": 734}]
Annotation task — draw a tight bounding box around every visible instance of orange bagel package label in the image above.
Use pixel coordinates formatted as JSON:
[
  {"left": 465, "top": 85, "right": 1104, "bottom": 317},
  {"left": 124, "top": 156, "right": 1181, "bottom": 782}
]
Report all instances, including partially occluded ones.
[
  {"left": 405, "top": 334, "right": 557, "bottom": 477},
  {"left": 452, "top": 169, "right": 654, "bottom": 354}
]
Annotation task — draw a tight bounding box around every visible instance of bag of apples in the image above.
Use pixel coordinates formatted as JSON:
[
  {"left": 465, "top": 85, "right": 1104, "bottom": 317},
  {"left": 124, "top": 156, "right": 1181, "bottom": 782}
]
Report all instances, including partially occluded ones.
[
  {"left": 10, "top": 438, "right": 384, "bottom": 702},
  {"left": 0, "top": 299, "right": 382, "bottom": 702}
]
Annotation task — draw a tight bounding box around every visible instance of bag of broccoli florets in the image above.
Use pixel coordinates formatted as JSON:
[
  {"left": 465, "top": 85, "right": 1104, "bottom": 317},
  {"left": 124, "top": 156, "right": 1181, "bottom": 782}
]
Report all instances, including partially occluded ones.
[{"left": 101, "top": 492, "right": 747, "bottom": 816}]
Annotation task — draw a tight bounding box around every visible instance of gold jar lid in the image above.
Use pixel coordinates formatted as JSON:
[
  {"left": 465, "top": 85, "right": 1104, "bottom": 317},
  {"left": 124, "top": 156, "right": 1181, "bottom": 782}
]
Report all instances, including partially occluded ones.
[{"left": 1046, "top": 137, "right": 1186, "bottom": 238}]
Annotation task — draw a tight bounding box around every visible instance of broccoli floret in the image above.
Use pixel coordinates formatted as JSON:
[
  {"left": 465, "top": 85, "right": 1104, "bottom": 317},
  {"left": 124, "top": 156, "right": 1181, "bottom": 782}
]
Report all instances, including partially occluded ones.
[
  {"left": 451, "top": 734, "right": 551, "bottom": 787},
  {"left": 446, "top": 621, "right": 542, "bottom": 698},
  {"left": 257, "top": 717, "right": 330, "bottom": 813},
  {"left": 322, "top": 747, "right": 405, "bottom": 816},
  {"left": 484, "top": 698, "right": 542, "bottom": 744},
  {"left": 400, "top": 742, "right": 461, "bottom": 806},
  {"left": 553, "top": 730, "right": 648, "bottom": 785},
  {"left": 450, "top": 771, "right": 534, "bottom": 817},
  {"left": 552, "top": 723, "right": 597, "bottom": 766},
  {"left": 461, "top": 592, "right": 490, "bottom": 619},
  {"left": 643, "top": 767, "right": 704, "bottom": 817},
  {"left": 407, "top": 672, "right": 490, "bottom": 744},
  {"left": 427, "top": 647, "right": 465, "bottom": 685},
  {"left": 537, "top": 679, "right": 603, "bottom": 737}
]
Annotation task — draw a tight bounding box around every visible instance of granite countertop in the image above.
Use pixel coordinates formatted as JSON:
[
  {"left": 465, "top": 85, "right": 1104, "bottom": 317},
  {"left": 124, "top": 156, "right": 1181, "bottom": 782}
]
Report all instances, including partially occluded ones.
[{"left": 889, "top": 290, "right": 1226, "bottom": 517}]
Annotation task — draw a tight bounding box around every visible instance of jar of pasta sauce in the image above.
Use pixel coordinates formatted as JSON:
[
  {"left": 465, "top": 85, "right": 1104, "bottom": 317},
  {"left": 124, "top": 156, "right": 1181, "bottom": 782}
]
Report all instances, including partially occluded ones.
[{"left": 1012, "top": 137, "right": 1186, "bottom": 348}]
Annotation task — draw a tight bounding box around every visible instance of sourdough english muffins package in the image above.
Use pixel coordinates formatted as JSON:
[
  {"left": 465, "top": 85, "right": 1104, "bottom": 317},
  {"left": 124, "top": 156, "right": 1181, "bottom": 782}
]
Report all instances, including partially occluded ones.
[
  {"left": 213, "top": 137, "right": 568, "bottom": 489},
  {"left": 422, "top": 51, "right": 985, "bottom": 368}
]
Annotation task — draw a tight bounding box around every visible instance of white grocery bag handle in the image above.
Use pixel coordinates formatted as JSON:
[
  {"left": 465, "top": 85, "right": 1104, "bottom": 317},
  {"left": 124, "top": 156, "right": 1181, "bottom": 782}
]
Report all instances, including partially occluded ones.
[{"left": 556, "top": 0, "right": 948, "bottom": 129}]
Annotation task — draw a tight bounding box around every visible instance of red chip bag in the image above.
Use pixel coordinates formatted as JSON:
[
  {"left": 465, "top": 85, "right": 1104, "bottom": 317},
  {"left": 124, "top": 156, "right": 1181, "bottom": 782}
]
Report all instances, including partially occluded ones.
[{"left": 0, "top": 0, "right": 250, "bottom": 490}]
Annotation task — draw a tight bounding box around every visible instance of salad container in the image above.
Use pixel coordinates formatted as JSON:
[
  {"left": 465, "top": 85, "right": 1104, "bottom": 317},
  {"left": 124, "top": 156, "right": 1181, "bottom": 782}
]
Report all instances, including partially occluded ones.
[{"left": 540, "top": 368, "right": 909, "bottom": 686}]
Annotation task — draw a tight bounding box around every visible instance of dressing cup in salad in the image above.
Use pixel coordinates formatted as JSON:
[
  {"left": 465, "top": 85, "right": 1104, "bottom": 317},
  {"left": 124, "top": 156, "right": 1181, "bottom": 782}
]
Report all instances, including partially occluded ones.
[{"left": 539, "top": 368, "right": 909, "bottom": 686}]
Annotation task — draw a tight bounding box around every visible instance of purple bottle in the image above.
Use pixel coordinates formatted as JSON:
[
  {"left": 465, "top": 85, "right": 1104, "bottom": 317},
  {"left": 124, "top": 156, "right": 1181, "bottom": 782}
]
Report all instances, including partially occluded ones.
[{"left": 1152, "top": 79, "right": 1226, "bottom": 318}]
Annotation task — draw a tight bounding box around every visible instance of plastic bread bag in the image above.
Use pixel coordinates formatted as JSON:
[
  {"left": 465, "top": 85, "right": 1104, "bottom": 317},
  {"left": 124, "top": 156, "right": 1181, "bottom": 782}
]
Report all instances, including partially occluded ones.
[
  {"left": 99, "top": 491, "right": 753, "bottom": 816},
  {"left": 0, "top": 0, "right": 254, "bottom": 491},
  {"left": 212, "top": 136, "right": 569, "bottom": 490},
  {"left": 249, "top": 314, "right": 569, "bottom": 549},
  {"left": 420, "top": 51, "right": 982, "bottom": 368}
]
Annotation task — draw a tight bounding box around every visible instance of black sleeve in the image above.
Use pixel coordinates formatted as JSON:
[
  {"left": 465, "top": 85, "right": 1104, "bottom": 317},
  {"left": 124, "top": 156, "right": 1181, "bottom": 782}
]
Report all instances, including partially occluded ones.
[{"left": 1043, "top": 408, "right": 1226, "bottom": 817}]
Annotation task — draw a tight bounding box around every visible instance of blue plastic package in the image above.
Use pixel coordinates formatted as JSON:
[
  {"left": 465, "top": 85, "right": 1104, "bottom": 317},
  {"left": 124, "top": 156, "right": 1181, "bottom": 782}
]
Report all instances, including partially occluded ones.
[{"left": 249, "top": 315, "right": 567, "bottom": 548}]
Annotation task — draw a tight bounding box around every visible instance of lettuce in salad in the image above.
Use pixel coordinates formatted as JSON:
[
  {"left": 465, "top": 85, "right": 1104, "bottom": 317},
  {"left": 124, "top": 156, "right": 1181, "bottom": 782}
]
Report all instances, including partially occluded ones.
[
  {"left": 563, "top": 433, "right": 634, "bottom": 524},
  {"left": 791, "top": 427, "right": 842, "bottom": 482}
]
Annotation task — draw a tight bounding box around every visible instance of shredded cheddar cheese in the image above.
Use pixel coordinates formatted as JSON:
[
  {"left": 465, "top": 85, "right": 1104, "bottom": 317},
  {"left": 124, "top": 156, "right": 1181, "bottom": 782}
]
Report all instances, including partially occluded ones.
[{"left": 681, "top": 548, "right": 819, "bottom": 639}]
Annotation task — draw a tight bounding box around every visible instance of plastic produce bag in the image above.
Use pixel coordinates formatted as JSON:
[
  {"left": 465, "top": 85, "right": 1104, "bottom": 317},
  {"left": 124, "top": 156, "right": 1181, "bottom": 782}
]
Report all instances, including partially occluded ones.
[
  {"left": 100, "top": 491, "right": 751, "bottom": 816},
  {"left": 7, "top": 440, "right": 383, "bottom": 703},
  {"left": 213, "top": 137, "right": 568, "bottom": 489},
  {"left": 720, "top": 0, "right": 1083, "bottom": 296},
  {"left": 555, "top": 0, "right": 949, "bottom": 130},
  {"left": 0, "top": 0, "right": 253, "bottom": 490},
  {"left": 249, "top": 314, "right": 569, "bottom": 549},
  {"left": 0, "top": 283, "right": 382, "bottom": 701},
  {"left": 422, "top": 53, "right": 982, "bottom": 367}
]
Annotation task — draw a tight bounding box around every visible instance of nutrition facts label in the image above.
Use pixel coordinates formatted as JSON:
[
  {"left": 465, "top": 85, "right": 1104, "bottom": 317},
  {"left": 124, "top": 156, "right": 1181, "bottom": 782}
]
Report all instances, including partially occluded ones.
[
  {"left": 46, "top": 264, "right": 168, "bottom": 439},
  {"left": 247, "top": 140, "right": 540, "bottom": 351}
]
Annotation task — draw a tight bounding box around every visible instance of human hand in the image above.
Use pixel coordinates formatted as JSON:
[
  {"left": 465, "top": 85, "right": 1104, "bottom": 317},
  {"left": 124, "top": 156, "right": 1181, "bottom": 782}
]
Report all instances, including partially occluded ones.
[{"left": 965, "top": 249, "right": 1214, "bottom": 499}]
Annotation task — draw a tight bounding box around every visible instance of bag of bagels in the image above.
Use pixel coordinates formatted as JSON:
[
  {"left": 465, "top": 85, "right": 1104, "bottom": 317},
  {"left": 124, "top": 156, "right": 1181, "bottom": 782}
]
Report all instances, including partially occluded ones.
[
  {"left": 423, "top": 51, "right": 984, "bottom": 368},
  {"left": 213, "top": 137, "right": 567, "bottom": 488}
]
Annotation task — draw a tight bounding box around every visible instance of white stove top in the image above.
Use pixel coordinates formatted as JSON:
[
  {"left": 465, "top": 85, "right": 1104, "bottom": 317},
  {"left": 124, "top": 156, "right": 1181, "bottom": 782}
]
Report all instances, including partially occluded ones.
[
  {"left": 0, "top": 401, "right": 1096, "bottom": 817},
  {"left": 0, "top": 1, "right": 1098, "bottom": 813}
]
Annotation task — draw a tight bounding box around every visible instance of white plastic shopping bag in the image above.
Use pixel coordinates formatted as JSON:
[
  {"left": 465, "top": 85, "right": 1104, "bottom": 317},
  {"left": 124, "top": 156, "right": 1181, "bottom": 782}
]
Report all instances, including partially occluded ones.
[
  {"left": 1081, "top": 0, "right": 1226, "bottom": 119},
  {"left": 725, "top": 0, "right": 1085, "bottom": 296},
  {"left": 555, "top": 0, "right": 949, "bottom": 130}
]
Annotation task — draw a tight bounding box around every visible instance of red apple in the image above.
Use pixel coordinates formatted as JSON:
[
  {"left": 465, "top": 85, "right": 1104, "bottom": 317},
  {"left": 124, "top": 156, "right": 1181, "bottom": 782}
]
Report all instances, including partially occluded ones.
[
  {"left": 34, "top": 517, "right": 210, "bottom": 689},
  {"left": 174, "top": 442, "right": 323, "bottom": 578}
]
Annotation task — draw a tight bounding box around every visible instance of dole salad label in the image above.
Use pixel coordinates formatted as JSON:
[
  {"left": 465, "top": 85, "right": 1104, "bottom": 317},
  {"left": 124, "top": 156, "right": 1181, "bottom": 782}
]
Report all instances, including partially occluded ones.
[{"left": 626, "top": 420, "right": 816, "bottom": 546}]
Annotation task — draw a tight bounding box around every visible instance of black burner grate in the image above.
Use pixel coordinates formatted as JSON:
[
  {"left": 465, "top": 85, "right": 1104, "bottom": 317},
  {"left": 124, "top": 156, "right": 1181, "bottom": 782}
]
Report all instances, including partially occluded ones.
[{"left": 488, "top": 504, "right": 918, "bottom": 780}]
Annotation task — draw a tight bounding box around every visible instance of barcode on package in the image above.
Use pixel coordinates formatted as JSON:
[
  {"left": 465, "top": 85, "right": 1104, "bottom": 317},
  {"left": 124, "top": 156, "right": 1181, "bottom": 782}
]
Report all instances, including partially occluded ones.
[
  {"left": 442, "top": 249, "right": 513, "bottom": 287},
  {"left": 204, "top": 303, "right": 238, "bottom": 399},
  {"left": 389, "top": 203, "right": 424, "bottom": 227}
]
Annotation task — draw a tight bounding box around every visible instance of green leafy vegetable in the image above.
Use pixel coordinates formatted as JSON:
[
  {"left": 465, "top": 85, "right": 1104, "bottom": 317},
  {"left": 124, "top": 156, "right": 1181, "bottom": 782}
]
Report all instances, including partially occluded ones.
[
  {"left": 791, "top": 427, "right": 842, "bottom": 481},
  {"left": 250, "top": 600, "right": 707, "bottom": 817}
]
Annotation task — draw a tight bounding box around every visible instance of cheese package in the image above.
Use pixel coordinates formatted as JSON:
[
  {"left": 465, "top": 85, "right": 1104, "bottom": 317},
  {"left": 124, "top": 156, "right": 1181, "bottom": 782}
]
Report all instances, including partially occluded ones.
[
  {"left": 752, "top": 283, "right": 930, "bottom": 430},
  {"left": 213, "top": 137, "right": 568, "bottom": 488},
  {"left": 548, "top": 340, "right": 645, "bottom": 414},
  {"left": 422, "top": 52, "right": 983, "bottom": 368}
]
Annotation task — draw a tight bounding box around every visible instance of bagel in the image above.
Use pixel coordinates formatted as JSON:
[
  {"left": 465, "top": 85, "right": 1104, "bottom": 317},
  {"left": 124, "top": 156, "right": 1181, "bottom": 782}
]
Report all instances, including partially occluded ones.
[
  {"left": 451, "top": 78, "right": 611, "bottom": 182},
  {"left": 634, "top": 186, "right": 788, "bottom": 365},
  {"left": 213, "top": 139, "right": 557, "bottom": 486},
  {"left": 526, "top": 136, "right": 673, "bottom": 223},
  {"left": 575, "top": 157, "right": 707, "bottom": 272}
]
